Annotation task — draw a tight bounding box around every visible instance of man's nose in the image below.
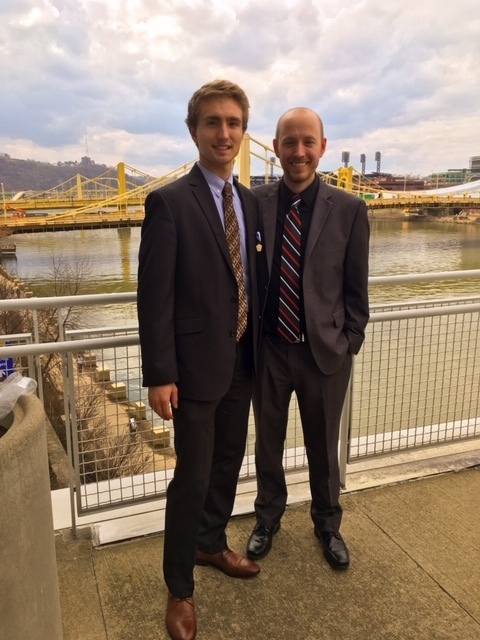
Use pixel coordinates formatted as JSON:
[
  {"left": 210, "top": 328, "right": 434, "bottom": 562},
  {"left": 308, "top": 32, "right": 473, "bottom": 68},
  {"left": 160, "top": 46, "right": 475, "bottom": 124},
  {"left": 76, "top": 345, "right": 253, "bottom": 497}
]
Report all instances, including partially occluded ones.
[
  {"left": 293, "top": 143, "right": 306, "bottom": 156},
  {"left": 218, "top": 122, "right": 229, "bottom": 138}
]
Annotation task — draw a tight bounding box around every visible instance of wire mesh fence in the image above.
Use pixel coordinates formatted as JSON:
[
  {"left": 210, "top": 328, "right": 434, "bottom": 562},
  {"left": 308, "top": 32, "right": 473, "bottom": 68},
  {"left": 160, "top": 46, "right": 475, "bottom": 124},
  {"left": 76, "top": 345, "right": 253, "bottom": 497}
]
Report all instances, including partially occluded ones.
[
  {"left": 349, "top": 298, "right": 480, "bottom": 459},
  {"left": 1, "top": 279, "right": 479, "bottom": 523}
]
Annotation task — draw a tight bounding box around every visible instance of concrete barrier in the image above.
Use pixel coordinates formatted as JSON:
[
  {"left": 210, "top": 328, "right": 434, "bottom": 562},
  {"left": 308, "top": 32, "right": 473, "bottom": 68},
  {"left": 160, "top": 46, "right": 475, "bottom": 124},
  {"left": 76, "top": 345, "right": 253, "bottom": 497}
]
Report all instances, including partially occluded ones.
[
  {"left": 108, "top": 381, "right": 127, "bottom": 400},
  {"left": 0, "top": 395, "right": 63, "bottom": 640}
]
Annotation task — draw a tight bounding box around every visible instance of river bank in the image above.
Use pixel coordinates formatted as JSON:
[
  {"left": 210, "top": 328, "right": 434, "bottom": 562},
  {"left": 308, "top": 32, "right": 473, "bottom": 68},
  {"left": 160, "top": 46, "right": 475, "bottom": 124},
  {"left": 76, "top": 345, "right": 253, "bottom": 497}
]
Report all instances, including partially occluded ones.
[{"left": 368, "top": 207, "right": 480, "bottom": 223}]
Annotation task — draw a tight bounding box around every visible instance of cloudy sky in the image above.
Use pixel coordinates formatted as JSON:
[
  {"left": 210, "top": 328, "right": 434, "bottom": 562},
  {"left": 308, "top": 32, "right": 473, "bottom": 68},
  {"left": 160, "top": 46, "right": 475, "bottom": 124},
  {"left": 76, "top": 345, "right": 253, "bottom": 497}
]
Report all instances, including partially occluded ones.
[{"left": 1, "top": 0, "right": 479, "bottom": 178}]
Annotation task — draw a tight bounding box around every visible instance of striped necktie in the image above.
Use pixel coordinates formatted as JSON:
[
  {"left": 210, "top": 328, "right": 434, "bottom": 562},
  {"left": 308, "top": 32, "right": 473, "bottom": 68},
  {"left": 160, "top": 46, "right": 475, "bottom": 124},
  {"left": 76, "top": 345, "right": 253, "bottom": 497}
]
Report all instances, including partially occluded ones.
[
  {"left": 278, "top": 195, "right": 302, "bottom": 343},
  {"left": 222, "top": 181, "right": 248, "bottom": 340}
]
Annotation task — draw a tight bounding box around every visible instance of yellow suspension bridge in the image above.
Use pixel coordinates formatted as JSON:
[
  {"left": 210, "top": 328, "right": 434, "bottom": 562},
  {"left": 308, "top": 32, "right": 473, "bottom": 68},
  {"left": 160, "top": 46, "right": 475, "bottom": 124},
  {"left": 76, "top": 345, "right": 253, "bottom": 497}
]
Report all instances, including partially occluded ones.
[{"left": 2, "top": 136, "right": 480, "bottom": 234}]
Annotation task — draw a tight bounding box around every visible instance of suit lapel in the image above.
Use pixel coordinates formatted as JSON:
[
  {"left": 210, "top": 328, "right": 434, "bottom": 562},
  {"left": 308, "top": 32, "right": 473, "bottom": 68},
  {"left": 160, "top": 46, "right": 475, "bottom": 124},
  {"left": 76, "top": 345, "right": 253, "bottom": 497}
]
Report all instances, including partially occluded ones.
[
  {"left": 258, "top": 186, "right": 279, "bottom": 276},
  {"left": 305, "top": 181, "right": 332, "bottom": 263},
  {"left": 235, "top": 182, "right": 256, "bottom": 274},
  {"left": 189, "top": 165, "right": 233, "bottom": 269}
]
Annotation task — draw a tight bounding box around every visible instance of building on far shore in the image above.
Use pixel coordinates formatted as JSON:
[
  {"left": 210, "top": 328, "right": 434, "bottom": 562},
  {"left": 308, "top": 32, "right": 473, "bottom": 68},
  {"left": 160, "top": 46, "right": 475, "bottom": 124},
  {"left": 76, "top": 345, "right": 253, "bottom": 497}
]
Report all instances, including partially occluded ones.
[
  {"left": 425, "top": 169, "right": 470, "bottom": 189},
  {"left": 469, "top": 156, "right": 480, "bottom": 180},
  {"left": 364, "top": 173, "right": 425, "bottom": 191}
]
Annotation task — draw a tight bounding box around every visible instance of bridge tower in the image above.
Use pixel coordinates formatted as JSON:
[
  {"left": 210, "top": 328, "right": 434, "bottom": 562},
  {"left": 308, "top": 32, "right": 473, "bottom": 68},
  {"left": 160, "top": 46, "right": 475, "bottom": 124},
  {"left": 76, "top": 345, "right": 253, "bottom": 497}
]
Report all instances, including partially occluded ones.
[
  {"left": 337, "top": 167, "right": 353, "bottom": 191},
  {"left": 76, "top": 174, "right": 83, "bottom": 200},
  {"left": 117, "top": 162, "right": 127, "bottom": 212},
  {"left": 237, "top": 134, "right": 251, "bottom": 188}
]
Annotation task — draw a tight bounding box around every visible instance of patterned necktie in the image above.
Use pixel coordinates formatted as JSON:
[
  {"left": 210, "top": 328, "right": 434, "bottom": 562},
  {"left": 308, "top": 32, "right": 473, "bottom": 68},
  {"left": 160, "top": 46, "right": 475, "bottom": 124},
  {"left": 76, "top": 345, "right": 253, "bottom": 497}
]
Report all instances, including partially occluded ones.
[
  {"left": 222, "top": 181, "right": 248, "bottom": 340},
  {"left": 278, "top": 195, "right": 302, "bottom": 343}
]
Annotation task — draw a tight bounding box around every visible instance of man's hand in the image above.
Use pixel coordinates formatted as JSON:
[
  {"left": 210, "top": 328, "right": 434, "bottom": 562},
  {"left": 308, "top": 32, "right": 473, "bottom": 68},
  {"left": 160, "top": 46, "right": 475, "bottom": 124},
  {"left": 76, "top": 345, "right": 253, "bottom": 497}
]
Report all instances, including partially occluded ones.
[{"left": 148, "top": 384, "right": 178, "bottom": 420}]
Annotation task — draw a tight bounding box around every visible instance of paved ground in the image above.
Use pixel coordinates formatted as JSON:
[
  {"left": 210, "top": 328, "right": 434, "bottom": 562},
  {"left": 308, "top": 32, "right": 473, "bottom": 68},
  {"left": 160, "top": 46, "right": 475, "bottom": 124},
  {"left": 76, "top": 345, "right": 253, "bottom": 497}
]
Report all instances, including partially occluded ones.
[{"left": 56, "top": 465, "right": 480, "bottom": 640}]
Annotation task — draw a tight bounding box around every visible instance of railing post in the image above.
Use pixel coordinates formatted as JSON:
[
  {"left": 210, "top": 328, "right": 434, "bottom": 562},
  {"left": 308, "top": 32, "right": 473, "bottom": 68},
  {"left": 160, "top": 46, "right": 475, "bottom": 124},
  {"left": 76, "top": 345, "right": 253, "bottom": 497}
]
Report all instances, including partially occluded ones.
[
  {"left": 339, "top": 361, "right": 355, "bottom": 489},
  {"left": 31, "top": 308, "right": 44, "bottom": 402}
]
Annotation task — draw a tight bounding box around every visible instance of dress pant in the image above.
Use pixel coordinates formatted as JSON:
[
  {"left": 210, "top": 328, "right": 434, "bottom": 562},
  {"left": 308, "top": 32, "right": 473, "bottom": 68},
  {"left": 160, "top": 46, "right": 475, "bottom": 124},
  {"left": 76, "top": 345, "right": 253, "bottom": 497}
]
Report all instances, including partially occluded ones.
[
  {"left": 253, "top": 335, "right": 352, "bottom": 532},
  {"left": 163, "top": 326, "right": 253, "bottom": 598}
]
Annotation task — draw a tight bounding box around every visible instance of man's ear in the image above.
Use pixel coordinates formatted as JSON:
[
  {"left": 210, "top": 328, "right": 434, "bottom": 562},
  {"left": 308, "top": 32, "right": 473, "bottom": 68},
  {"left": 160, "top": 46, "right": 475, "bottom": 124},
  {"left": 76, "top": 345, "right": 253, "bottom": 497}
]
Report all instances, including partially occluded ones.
[
  {"left": 189, "top": 126, "right": 198, "bottom": 147},
  {"left": 320, "top": 137, "right": 327, "bottom": 158},
  {"left": 273, "top": 138, "right": 279, "bottom": 158}
]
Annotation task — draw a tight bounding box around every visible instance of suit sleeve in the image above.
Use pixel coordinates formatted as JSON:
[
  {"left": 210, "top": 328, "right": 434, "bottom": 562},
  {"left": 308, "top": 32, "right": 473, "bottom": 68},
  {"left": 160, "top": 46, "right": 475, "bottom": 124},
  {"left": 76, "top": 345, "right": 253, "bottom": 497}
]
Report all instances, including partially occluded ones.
[
  {"left": 343, "top": 198, "right": 370, "bottom": 354},
  {"left": 137, "top": 190, "right": 179, "bottom": 387}
]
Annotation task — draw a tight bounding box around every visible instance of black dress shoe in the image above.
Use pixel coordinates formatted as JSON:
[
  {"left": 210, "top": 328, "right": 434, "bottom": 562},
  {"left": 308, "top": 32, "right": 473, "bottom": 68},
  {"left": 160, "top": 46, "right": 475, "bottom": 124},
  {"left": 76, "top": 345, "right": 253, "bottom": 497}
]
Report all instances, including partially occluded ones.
[
  {"left": 315, "top": 528, "right": 350, "bottom": 570},
  {"left": 247, "top": 523, "right": 280, "bottom": 559}
]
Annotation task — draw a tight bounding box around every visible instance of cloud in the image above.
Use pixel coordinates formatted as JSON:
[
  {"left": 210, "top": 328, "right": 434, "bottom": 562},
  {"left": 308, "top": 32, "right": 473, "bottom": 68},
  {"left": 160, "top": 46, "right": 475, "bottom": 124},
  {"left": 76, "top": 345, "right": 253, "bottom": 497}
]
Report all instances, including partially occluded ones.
[{"left": 0, "top": 0, "right": 479, "bottom": 176}]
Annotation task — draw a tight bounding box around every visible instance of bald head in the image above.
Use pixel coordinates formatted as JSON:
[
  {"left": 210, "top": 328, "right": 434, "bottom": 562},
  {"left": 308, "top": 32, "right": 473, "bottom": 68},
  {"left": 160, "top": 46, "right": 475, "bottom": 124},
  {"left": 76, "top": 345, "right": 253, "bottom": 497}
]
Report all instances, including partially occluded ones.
[
  {"left": 275, "top": 108, "right": 324, "bottom": 141},
  {"left": 273, "top": 107, "right": 327, "bottom": 193}
]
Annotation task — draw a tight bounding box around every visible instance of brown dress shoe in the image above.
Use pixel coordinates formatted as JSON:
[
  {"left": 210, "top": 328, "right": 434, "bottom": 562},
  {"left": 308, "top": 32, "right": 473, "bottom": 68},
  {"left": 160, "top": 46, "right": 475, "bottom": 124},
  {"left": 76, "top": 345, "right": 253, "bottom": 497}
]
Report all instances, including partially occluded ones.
[
  {"left": 165, "top": 592, "right": 196, "bottom": 640},
  {"left": 196, "top": 548, "right": 260, "bottom": 578}
]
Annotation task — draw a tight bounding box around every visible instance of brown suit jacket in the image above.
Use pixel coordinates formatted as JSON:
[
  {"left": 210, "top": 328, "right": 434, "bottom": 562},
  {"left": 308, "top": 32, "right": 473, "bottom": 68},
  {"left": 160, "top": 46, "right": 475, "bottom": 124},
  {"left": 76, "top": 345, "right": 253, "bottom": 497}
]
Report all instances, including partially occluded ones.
[
  {"left": 138, "top": 163, "right": 264, "bottom": 400},
  {"left": 254, "top": 178, "right": 370, "bottom": 374}
]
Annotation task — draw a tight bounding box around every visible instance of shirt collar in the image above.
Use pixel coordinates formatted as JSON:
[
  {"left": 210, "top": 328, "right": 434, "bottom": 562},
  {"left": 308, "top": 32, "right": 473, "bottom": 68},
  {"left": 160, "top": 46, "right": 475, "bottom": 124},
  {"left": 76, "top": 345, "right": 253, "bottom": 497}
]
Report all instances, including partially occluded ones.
[
  {"left": 280, "top": 174, "right": 319, "bottom": 210},
  {"left": 197, "top": 162, "right": 233, "bottom": 196}
]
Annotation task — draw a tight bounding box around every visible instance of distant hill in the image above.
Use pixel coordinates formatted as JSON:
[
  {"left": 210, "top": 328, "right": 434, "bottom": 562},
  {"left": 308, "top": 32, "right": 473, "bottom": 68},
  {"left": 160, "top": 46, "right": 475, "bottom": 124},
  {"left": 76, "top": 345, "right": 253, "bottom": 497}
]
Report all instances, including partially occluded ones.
[{"left": 0, "top": 154, "right": 116, "bottom": 192}]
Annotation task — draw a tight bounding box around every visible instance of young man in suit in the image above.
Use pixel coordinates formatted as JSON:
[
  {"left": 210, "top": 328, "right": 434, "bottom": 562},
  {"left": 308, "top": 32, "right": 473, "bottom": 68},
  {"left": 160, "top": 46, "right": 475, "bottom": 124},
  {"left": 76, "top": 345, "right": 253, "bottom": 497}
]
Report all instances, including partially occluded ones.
[
  {"left": 137, "top": 80, "right": 264, "bottom": 640},
  {"left": 247, "top": 108, "right": 369, "bottom": 570}
]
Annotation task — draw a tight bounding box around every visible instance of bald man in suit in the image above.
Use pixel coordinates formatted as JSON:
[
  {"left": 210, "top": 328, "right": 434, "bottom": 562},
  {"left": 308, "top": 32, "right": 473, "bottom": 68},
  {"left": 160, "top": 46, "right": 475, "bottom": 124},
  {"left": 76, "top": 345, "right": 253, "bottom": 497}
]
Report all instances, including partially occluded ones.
[
  {"left": 247, "top": 108, "right": 369, "bottom": 570},
  {"left": 138, "top": 80, "right": 265, "bottom": 640}
]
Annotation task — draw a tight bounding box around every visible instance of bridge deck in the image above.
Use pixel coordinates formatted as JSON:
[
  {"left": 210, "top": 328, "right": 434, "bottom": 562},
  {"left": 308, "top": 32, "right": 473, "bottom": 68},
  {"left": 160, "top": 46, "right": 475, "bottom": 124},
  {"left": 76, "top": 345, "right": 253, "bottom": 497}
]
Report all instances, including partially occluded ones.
[{"left": 2, "top": 196, "right": 479, "bottom": 233}]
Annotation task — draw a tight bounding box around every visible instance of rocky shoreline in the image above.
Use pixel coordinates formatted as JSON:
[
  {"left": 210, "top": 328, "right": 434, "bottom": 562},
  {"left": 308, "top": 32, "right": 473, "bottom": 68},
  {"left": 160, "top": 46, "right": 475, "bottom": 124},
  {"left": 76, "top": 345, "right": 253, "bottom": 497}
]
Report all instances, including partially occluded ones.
[{"left": 368, "top": 208, "right": 480, "bottom": 223}]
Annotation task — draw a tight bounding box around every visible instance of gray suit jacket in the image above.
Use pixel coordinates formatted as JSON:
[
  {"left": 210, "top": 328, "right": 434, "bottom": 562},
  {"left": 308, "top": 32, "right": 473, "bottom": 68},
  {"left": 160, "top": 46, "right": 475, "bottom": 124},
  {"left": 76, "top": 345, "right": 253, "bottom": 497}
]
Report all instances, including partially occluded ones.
[
  {"left": 254, "top": 178, "right": 370, "bottom": 375},
  {"left": 138, "top": 163, "right": 263, "bottom": 399}
]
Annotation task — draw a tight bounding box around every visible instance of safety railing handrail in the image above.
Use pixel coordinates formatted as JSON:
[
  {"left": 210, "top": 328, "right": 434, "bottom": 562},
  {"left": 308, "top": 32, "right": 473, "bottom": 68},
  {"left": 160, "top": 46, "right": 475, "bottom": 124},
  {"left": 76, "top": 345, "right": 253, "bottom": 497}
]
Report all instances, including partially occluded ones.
[
  {"left": 1, "top": 269, "right": 479, "bottom": 314},
  {"left": 2, "top": 300, "right": 480, "bottom": 359},
  {"left": 1, "top": 269, "right": 479, "bottom": 358},
  {"left": 0, "top": 333, "right": 138, "bottom": 357},
  {"left": 0, "top": 291, "right": 136, "bottom": 311}
]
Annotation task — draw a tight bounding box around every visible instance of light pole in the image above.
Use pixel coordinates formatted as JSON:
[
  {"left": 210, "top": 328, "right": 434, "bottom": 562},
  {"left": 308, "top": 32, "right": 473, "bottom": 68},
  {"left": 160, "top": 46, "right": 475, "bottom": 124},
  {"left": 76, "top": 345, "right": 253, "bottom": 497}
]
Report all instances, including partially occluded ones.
[{"left": 341, "top": 151, "right": 350, "bottom": 168}]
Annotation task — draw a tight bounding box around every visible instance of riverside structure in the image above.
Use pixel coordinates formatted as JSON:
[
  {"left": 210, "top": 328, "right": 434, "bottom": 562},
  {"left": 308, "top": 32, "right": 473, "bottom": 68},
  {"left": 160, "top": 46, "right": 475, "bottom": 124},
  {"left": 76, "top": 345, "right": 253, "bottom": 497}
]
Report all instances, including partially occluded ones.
[{"left": 2, "top": 139, "right": 480, "bottom": 233}]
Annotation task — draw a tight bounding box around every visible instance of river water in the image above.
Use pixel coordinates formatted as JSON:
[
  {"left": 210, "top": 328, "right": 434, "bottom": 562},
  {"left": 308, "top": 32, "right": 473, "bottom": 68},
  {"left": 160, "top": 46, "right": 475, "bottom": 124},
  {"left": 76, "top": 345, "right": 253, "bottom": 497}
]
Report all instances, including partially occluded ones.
[{"left": 4, "top": 219, "right": 480, "bottom": 316}]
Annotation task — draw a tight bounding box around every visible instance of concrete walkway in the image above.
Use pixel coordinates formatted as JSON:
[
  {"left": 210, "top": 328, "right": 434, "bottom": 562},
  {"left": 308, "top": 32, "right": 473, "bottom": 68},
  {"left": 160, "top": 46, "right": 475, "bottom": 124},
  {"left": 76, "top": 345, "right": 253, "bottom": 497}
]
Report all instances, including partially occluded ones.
[{"left": 56, "top": 466, "right": 479, "bottom": 640}]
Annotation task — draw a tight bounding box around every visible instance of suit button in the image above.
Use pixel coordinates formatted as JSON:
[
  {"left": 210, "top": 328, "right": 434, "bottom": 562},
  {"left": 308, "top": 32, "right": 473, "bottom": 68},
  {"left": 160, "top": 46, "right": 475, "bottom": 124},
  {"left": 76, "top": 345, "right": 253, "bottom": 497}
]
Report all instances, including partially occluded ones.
[{"left": 230, "top": 330, "right": 236, "bottom": 337}]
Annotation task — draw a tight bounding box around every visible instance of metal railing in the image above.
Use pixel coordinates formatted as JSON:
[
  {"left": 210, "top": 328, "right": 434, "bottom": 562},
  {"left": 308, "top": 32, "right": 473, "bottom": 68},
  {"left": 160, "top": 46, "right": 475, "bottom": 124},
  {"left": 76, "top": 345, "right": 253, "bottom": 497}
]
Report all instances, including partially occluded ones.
[{"left": 1, "top": 270, "right": 480, "bottom": 529}]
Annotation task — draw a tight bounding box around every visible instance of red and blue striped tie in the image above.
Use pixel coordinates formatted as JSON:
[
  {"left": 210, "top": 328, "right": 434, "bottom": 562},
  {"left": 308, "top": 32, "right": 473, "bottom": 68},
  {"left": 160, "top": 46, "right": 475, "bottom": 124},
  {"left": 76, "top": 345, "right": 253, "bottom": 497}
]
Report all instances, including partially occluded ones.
[{"left": 278, "top": 195, "right": 301, "bottom": 343}]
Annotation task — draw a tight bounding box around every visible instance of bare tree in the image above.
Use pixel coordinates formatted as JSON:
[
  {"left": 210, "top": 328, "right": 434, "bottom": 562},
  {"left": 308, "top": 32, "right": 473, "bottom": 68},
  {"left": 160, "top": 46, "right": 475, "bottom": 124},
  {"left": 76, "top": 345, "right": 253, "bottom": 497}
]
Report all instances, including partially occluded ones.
[
  {"left": 36, "top": 252, "right": 93, "bottom": 334},
  {"left": 76, "top": 388, "right": 150, "bottom": 483}
]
